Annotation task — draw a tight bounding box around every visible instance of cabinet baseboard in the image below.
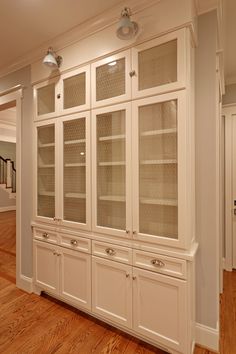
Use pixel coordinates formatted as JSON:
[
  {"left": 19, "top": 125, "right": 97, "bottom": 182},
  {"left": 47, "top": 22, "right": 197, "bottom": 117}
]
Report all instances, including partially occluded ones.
[{"left": 195, "top": 323, "right": 219, "bottom": 352}]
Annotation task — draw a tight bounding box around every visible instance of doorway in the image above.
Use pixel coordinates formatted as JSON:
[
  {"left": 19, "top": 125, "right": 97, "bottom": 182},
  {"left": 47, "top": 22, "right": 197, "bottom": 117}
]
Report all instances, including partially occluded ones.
[{"left": 0, "top": 87, "right": 22, "bottom": 287}]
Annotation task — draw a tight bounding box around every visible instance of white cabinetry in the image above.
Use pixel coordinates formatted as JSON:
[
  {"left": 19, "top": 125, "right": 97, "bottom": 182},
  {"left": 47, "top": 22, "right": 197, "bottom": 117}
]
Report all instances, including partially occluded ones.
[{"left": 34, "top": 65, "right": 90, "bottom": 120}]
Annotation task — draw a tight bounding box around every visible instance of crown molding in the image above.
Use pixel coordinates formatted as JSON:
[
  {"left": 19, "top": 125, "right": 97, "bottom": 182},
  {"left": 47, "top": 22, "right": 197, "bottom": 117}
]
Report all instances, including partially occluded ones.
[{"left": 0, "top": 0, "right": 160, "bottom": 80}]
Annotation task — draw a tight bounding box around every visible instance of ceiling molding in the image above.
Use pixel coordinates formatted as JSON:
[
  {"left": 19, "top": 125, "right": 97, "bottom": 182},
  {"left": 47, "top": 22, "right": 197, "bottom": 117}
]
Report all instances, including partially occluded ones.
[{"left": 0, "top": 0, "right": 160, "bottom": 79}]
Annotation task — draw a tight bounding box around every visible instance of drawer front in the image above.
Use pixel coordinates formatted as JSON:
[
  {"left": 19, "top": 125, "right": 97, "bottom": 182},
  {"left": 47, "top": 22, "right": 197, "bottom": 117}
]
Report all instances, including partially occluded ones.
[
  {"left": 34, "top": 228, "right": 58, "bottom": 244},
  {"left": 133, "top": 250, "right": 186, "bottom": 279},
  {"left": 60, "top": 233, "right": 91, "bottom": 254},
  {"left": 92, "top": 241, "right": 132, "bottom": 265}
]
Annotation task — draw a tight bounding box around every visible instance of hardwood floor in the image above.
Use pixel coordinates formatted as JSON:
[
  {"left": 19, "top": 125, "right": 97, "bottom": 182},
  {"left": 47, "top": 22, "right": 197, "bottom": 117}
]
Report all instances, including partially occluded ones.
[{"left": 0, "top": 210, "right": 235, "bottom": 354}]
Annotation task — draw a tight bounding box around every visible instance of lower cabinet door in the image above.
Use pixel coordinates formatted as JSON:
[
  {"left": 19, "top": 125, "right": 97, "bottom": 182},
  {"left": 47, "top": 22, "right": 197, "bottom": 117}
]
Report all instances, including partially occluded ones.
[
  {"left": 133, "top": 267, "right": 187, "bottom": 353},
  {"left": 92, "top": 256, "right": 132, "bottom": 328},
  {"left": 60, "top": 248, "right": 91, "bottom": 310},
  {"left": 34, "top": 240, "right": 59, "bottom": 294}
]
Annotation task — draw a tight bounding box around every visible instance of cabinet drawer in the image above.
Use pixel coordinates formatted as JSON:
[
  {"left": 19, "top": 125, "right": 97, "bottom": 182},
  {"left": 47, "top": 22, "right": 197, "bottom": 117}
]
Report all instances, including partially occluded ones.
[
  {"left": 60, "top": 233, "right": 91, "bottom": 254},
  {"left": 133, "top": 250, "right": 186, "bottom": 279},
  {"left": 92, "top": 241, "right": 132, "bottom": 265},
  {"left": 34, "top": 228, "right": 58, "bottom": 244}
]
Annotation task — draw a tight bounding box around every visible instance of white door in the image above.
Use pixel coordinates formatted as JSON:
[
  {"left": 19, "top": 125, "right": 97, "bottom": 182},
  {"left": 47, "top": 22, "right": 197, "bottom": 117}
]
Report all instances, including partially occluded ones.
[
  {"left": 92, "top": 256, "right": 132, "bottom": 328},
  {"left": 33, "top": 240, "right": 59, "bottom": 294},
  {"left": 60, "top": 248, "right": 91, "bottom": 310},
  {"left": 225, "top": 106, "right": 236, "bottom": 269},
  {"left": 132, "top": 267, "right": 187, "bottom": 353}
]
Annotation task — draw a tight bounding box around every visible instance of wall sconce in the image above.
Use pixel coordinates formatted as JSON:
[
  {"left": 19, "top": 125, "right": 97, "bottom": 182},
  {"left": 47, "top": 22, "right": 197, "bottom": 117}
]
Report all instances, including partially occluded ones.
[
  {"left": 116, "top": 7, "right": 139, "bottom": 40},
  {"left": 43, "top": 47, "right": 62, "bottom": 69}
]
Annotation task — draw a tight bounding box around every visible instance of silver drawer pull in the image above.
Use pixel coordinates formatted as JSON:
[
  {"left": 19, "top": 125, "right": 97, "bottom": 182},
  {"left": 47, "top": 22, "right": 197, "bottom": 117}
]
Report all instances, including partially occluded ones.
[
  {"left": 70, "top": 239, "right": 78, "bottom": 246},
  {"left": 151, "top": 259, "right": 165, "bottom": 267},
  {"left": 42, "top": 232, "right": 49, "bottom": 239},
  {"left": 105, "top": 248, "right": 116, "bottom": 256}
]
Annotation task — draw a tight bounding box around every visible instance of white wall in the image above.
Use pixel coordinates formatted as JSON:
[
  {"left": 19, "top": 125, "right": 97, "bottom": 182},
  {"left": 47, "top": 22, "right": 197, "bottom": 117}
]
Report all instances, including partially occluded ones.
[
  {"left": 0, "top": 188, "right": 16, "bottom": 210},
  {"left": 0, "top": 66, "right": 33, "bottom": 277},
  {"left": 195, "top": 11, "right": 219, "bottom": 330}
]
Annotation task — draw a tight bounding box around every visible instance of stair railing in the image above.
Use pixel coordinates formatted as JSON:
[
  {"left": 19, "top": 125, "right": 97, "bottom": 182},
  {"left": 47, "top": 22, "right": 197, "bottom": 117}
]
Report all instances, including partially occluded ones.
[{"left": 0, "top": 156, "right": 16, "bottom": 193}]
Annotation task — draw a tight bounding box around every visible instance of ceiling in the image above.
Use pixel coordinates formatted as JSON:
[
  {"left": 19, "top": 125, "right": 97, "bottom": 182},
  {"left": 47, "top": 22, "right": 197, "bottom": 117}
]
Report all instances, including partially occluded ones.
[{"left": 0, "top": 0, "right": 235, "bottom": 85}]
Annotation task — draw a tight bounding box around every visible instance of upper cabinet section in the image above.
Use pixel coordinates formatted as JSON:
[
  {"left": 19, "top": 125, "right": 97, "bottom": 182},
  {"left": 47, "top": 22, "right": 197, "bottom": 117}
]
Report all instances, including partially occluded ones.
[
  {"left": 34, "top": 65, "right": 90, "bottom": 121},
  {"left": 131, "top": 29, "right": 186, "bottom": 99},
  {"left": 91, "top": 51, "right": 131, "bottom": 108}
]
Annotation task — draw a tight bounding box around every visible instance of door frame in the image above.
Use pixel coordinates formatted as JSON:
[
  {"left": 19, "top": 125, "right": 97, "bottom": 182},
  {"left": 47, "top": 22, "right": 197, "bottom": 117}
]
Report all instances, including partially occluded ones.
[
  {"left": 223, "top": 104, "right": 236, "bottom": 271},
  {"left": 0, "top": 86, "right": 22, "bottom": 288}
]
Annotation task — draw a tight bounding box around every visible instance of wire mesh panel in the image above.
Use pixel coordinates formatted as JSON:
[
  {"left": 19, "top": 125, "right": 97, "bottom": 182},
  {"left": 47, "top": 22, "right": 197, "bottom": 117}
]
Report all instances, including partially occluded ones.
[
  {"left": 63, "top": 118, "right": 86, "bottom": 224},
  {"left": 96, "top": 58, "right": 125, "bottom": 101},
  {"left": 138, "top": 100, "right": 178, "bottom": 239},
  {"left": 138, "top": 40, "right": 177, "bottom": 91},
  {"left": 63, "top": 72, "right": 86, "bottom": 109},
  {"left": 37, "top": 125, "right": 55, "bottom": 218},
  {"left": 96, "top": 110, "right": 126, "bottom": 230},
  {"left": 37, "top": 83, "right": 55, "bottom": 116}
]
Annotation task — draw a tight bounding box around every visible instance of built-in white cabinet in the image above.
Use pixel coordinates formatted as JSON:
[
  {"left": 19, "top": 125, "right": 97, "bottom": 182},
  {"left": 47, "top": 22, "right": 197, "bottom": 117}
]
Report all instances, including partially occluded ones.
[
  {"left": 34, "top": 65, "right": 90, "bottom": 121},
  {"left": 92, "top": 256, "right": 132, "bottom": 328},
  {"left": 34, "top": 239, "right": 91, "bottom": 311},
  {"left": 34, "top": 112, "right": 91, "bottom": 230}
]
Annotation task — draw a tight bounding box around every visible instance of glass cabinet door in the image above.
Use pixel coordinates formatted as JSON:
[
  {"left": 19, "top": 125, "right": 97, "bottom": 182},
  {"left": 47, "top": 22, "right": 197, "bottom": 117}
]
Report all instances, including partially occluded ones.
[
  {"left": 132, "top": 92, "right": 186, "bottom": 247},
  {"left": 34, "top": 78, "right": 58, "bottom": 121},
  {"left": 132, "top": 29, "right": 186, "bottom": 99},
  {"left": 91, "top": 51, "right": 131, "bottom": 108},
  {"left": 37, "top": 124, "right": 55, "bottom": 219},
  {"left": 58, "top": 65, "right": 90, "bottom": 115},
  {"left": 62, "top": 113, "right": 90, "bottom": 229},
  {"left": 92, "top": 103, "right": 132, "bottom": 238}
]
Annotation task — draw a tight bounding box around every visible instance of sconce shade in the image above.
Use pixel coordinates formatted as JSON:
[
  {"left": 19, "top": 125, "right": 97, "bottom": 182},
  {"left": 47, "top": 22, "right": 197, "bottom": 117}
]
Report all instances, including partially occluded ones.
[
  {"left": 43, "top": 47, "right": 62, "bottom": 69},
  {"left": 116, "top": 7, "right": 138, "bottom": 40}
]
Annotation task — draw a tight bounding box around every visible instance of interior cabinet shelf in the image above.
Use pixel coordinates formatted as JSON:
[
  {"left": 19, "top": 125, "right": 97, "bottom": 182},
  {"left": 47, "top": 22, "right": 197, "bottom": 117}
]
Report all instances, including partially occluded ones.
[
  {"left": 99, "top": 195, "right": 125, "bottom": 202},
  {"left": 65, "top": 193, "right": 86, "bottom": 199},
  {"left": 140, "top": 128, "right": 177, "bottom": 137},
  {"left": 64, "top": 163, "right": 86, "bottom": 167},
  {"left": 140, "top": 198, "right": 177, "bottom": 206},
  {"left": 99, "top": 134, "right": 125, "bottom": 142},
  {"left": 38, "top": 143, "right": 55, "bottom": 148},
  {"left": 64, "top": 139, "right": 86, "bottom": 145},
  {"left": 38, "top": 191, "right": 55, "bottom": 197},
  {"left": 99, "top": 161, "right": 125, "bottom": 166},
  {"left": 140, "top": 159, "right": 177, "bottom": 165},
  {"left": 38, "top": 164, "right": 55, "bottom": 168}
]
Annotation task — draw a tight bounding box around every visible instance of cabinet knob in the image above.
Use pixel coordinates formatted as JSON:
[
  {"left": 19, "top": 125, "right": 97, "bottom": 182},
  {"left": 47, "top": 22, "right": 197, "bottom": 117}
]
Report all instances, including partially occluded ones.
[
  {"left": 105, "top": 248, "right": 116, "bottom": 256},
  {"left": 53, "top": 250, "right": 57, "bottom": 256},
  {"left": 70, "top": 239, "right": 78, "bottom": 246},
  {"left": 42, "top": 232, "right": 49, "bottom": 239},
  {"left": 57, "top": 94, "right": 61, "bottom": 99},
  {"left": 125, "top": 230, "right": 130, "bottom": 234},
  {"left": 126, "top": 273, "right": 130, "bottom": 278},
  {"left": 133, "top": 231, "right": 137, "bottom": 235},
  {"left": 129, "top": 70, "right": 136, "bottom": 77},
  {"left": 151, "top": 259, "right": 165, "bottom": 267},
  {"left": 132, "top": 276, "right": 137, "bottom": 280}
]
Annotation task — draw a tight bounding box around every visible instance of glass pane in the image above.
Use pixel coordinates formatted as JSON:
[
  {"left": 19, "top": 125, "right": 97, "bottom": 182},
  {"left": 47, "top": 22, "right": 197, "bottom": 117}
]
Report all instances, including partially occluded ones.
[
  {"left": 64, "top": 72, "right": 86, "bottom": 109},
  {"left": 96, "top": 58, "right": 125, "bottom": 101},
  {"left": 63, "top": 118, "right": 86, "bottom": 223},
  {"left": 37, "top": 125, "right": 55, "bottom": 218},
  {"left": 97, "top": 110, "right": 126, "bottom": 230},
  {"left": 139, "top": 100, "right": 178, "bottom": 239},
  {"left": 37, "top": 83, "right": 55, "bottom": 115},
  {"left": 138, "top": 40, "right": 177, "bottom": 91}
]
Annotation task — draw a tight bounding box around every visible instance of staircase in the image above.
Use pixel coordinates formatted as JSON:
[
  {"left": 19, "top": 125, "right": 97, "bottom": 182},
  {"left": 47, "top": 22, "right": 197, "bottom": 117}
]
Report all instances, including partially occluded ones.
[{"left": 0, "top": 156, "right": 16, "bottom": 199}]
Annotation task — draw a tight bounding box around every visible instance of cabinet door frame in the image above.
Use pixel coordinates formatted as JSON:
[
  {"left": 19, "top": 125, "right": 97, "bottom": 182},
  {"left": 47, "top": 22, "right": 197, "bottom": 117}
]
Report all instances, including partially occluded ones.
[
  {"left": 132, "top": 91, "right": 188, "bottom": 249},
  {"left": 58, "top": 112, "right": 91, "bottom": 230},
  {"left": 92, "top": 102, "right": 132, "bottom": 238},
  {"left": 33, "top": 77, "right": 59, "bottom": 121},
  {"left": 33, "top": 240, "right": 59, "bottom": 294},
  {"left": 131, "top": 28, "right": 187, "bottom": 99},
  {"left": 132, "top": 267, "right": 187, "bottom": 353},
  {"left": 60, "top": 247, "right": 91, "bottom": 310},
  {"left": 33, "top": 119, "right": 60, "bottom": 225},
  {"left": 92, "top": 256, "right": 132, "bottom": 328},
  {"left": 91, "top": 50, "right": 131, "bottom": 108},
  {"left": 57, "top": 65, "right": 90, "bottom": 116}
]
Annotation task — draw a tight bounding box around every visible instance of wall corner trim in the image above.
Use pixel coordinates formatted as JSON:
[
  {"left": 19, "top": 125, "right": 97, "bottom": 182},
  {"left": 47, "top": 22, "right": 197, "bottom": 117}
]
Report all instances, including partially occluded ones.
[
  {"left": 195, "top": 322, "right": 219, "bottom": 352},
  {"left": 17, "top": 275, "right": 33, "bottom": 293}
]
